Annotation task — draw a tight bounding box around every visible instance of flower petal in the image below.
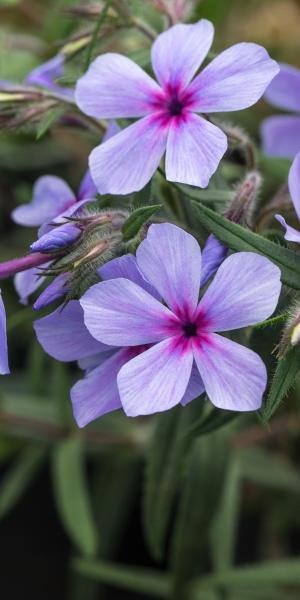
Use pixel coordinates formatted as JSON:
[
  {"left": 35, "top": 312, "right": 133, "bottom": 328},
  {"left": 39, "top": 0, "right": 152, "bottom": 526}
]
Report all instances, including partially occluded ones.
[
  {"left": 34, "top": 301, "right": 107, "bottom": 362},
  {"left": 166, "top": 113, "right": 227, "bottom": 188},
  {"left": 12, "top": 176, "right": 75, "bottom": 227},
  {"left": 75, "top": 53, "right": 161, "bottom": 119},
  {"left": 80, "top": 278, "right": 177, "bottom": 347},
  {"left": 71, "top": 349, "right": 126, "bottom": 427},
  {"left": 193, "top": 333, "right": 266, "bottom": 411},
  {"left": 275, "top": 214, "right": 300, "bottom": 244},
  {"left": 0, "top": 290, "right": 9, "bottom": 375},
  {"left": 200, "top": 234, "right": 227, "bottom": 288},
  {"left": 118, "top": 337, "right": 193, "bottom": 416},
  {"left": 197, "top": 252, "right": 281, "bottom": 332},
  {"left": 264, "top": 63, "right": 300, "bottom": 112},
  {"left": 33, "top": 273, "right": 70, "bottom": 311},
  {"left": 189, "top": 43, "right": 279, "bottom": 113},
  {"left": 180, "top": 362, "right": 205, "bottom": 406},
  {"left": 14, "top": 268, "right": 46, "bottom": 305},
  {"left": 99, "top": 254, "right": 160, "bottom": 299},
  {"left": 25, "top": 54, "right": 74, "bottom": 98},
  {"left": 89, "top": 114, "right": 168, "bottom": 194},
  {"left": 136, "top": 223, "right": 201, "bottom": 317},
  {"left": 151, "top": 20, "right": 214, "bottom": 90},
  {"left": 288, "top": 152, "right": 300, "bottom": 221},
  {"left": 261, "top": 115, "right": 300, "bottom": 160}
]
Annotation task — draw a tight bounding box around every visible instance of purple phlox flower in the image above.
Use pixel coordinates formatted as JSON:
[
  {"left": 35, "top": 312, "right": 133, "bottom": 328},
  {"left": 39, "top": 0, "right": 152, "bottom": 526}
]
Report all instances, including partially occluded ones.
[
  {"left": 34, "top": 237, "right": 225, "bottom": 427},
  {"left": 275, "top": 152, "right": 300, "bottom": 243},
  {"left": 261, "top": 63, "right": 300, "bottom": 159},
  {"left": 0, "top": 289, "right": 9, "bottom": 375},
  {"left": 75, "top": 19, "right": 278, "bottom": 195}
]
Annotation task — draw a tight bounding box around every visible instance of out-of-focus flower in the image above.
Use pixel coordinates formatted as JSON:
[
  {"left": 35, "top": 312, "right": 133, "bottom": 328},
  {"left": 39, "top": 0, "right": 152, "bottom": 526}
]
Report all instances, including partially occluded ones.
[
  {"left": 0, "top": 290, "right": 9, "bottom": 375},
  {"left": 34, "top": 234, "right": 228, "bottom": 427},
  {"left": 152, "top": 0, "right": 193, "bottom": 22},
  {"left": 25, "top": 55, "right": 74, "bottom": 98},
  {"left": 261, "top": 63, "right": 300, "bottom": 159},
  {"left": 275, "top": 152, "right": 300, "bottom": 243},
  {"left": 75, "top": 19, "right": 278, "bottom": 195}
]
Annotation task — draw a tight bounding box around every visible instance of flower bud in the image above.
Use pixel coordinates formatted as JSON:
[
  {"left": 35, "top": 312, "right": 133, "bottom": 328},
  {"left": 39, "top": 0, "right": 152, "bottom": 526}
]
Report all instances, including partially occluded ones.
[
  {"left": 33, "top": 273, "right": 70, "bottom": 311},
  {"left": 226, "top": 171, "right": 262, "bottom": 226},
  {"left": 276, "top": 302, "right": 300, "bottom": 357},
  {"left": 31, "top": 224, "right": 80, "bottom": 253}
]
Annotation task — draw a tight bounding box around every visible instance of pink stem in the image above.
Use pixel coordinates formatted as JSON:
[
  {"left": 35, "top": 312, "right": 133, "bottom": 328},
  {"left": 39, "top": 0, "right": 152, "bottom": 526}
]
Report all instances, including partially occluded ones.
[{"left": 0, "top": 252, "right": 51, "bottom": 280}]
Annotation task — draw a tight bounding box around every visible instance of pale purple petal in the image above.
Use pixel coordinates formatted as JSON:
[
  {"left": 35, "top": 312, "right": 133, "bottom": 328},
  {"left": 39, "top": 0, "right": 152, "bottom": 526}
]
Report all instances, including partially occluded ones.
[
  {"left": 275, "top": 214, "right": 300, "bottom": 243},
  {"left": 71, "top": 349, "right": 126, "bottom": 427},
  {"left": 78, "top": 349, "right": 115, "bottom": 372},
  {"left": 33, "top": 273, "right": 70, "bottom": 311},
  {"left": 34, "top": 300, "right": 107, "bottom": 361},
  {"left": 117, "top": 337, "right": 193, "bottom": 416},
  {"left": 98, "top": 254, "right": 160, "bottom": 299},
  {"left": 200, "top": 234, "right": 227, "bottom": 288},
  {"left": 261, "top": 115, "right": 300, "bottom": 159},
  {"left": 264, "top": 63, "right": 300, "bottom": 112},
  {"left": 77, "top": 169, "right": 97, "bottom": 201},
  {"left": 151, "top": 20, "right": 214, "bottom": 90},
  {"left": 31, "top": 223, "right": 80, "bottom": 252},
  {"left": 193, "top": 333, "right": 266, "bottom": 411},
  {"left": 75, "top": 53, "right": 161, "bottom": 119},
  {"left": 38, "top": 197, "right": 91, "bottom": 237},
  {"left": 89, "top": 114, "right": 169, "bottom": 194},
  {"left": 12, "top": 176, "right": 75, "bottom": 227},
  {"left": 26, "top": 55, "right": 74, "bottom": 98},
  {"left": 288, "top": 152, "right": 300, "bottom": 220},
  {"left": 0, "top": 290, "right": 9, "bottom": 375},
  {"left": 80, "top": 278, "right": 178, "bottom": 346},
  {"left": 180, "top": 362, "right": 205, "bottom": 406},
  {"left": 14, "top": 268, "right": 47, "bottom": 305},
  {"left": 166, "top": 113, "right": 227, "bottom": 188},
  {"left": 189, "top": 43, "right": 279, "bottom": 113},
  {"left": 136, "top": 223, "right": 201, "bottom": 318},
  {"left": 197, "top": 252, "right": 281, "bottom": 332}
]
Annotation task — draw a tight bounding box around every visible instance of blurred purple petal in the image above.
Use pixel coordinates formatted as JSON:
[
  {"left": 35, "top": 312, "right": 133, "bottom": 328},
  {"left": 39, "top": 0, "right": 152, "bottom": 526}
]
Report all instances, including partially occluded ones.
[
  {"left": 189, "top": 43, "right": 279, "bottom": 113},
  {"left": 264, "top": 63, "right": 300, "bottom": 112},
  {"left": 193, "top": 333, "right": 266, "bottom": 411},
  {"left": 118, "top": 337, "right": 193, "bottom": 416},
  {"left": 34, "top": 300, "right": 107, "bottom": 361},
  {"left": 288, "top": 152, "right": 300, "bottom": 220},
  {"left": 14, "top": 267, "right": 47, "bottom": 305},
  {"left": 197, "top": 252, "right": 281, "bottom": 332},
  {"left": 137, "top": 223, "right": 201, "bottom": 318},
  {"left": 71, "top": 349, "right": 127, "bottom": 427},
  {"left": 0, "top": 290, "right": 9, "bottom": 375},
  {"left": 89, "top": 114, "right": 168, "bottom": 194},
  {"left": 31, "top": 223, "right": 80, "bottom": 253},
  {"left": 99, "top": 254, "right": 160, "bottom": 299},
  {"left": 25, "top": 55, "right": 74, "bottom": 98},
  {"left": 200, "top": 234, "right": 227, "bottom": 288},
  {"left": 166, "top": 113, "right": 227, "bottom": 188},
  {"left": 151, "top": 20, "right": 214, "bottom": 89},
  {"left": 77, "top": 169, "right": 97, "bottom": 201},
  {"left": 275, "top": 214, "right": 300, "bottom": 243},
  {"left": 12, "top": 176, "right": 75, "bottom": 227},
  {"left": 80, "top": 278, "right": 177, "bottom": 347},
  {"left": 33, "top": 273, "right": 70, "bottom": 311},
  {"left": 261, "top": 115, "right": 300, "bottom": 159},
  {"left": 180, "top": 363, "right": 205, "bottom": 406},
  {"left": 75, "top": 53, "right": 161, "bottom": 119}
]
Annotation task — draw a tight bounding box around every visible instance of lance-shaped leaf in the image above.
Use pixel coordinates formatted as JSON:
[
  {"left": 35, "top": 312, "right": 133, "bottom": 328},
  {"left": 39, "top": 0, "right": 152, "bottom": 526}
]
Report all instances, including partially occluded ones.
[
  {"left": 52, "top": 436, "right": 98, "bottom": 557},
  {"left": 261, "top": 344, "right": 300, "bottom": 422},
  {"left": 122, "top": 204, "right": 162, "bottom": 242},
  {"left": 193, "top": 203, "right": 300, "bottom": 290}
]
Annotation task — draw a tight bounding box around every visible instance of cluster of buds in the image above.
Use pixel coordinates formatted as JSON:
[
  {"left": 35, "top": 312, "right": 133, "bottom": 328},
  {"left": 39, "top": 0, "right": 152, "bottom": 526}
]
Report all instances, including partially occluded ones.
[
  {"left": 151, "top": 0, "right": 193, "bottom": 23},
  {"left": 0, "top": 87, "right": 60, "bottom": 132}
]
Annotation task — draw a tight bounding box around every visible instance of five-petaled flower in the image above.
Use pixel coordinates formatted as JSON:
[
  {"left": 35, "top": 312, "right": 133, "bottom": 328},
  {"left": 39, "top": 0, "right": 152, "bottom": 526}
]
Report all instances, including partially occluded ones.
[
  {"left": 35, "top": 224, "right": 281, "bottom": 426},
  {"left": 76, "top": 19, "right": 279, "bottom": 194},
  {"left": 261, "top": 63, "right": 300, "bottom": 159}
]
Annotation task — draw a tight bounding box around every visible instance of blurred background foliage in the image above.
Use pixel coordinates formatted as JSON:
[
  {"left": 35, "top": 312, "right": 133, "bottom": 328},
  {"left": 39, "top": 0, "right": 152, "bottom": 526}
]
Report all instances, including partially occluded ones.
[{"left": 1, "top": 1, "right": 300, "bottom": 599}]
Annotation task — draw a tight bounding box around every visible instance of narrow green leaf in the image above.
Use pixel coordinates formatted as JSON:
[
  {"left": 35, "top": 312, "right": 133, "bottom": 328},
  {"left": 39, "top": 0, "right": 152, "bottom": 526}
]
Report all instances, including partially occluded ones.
[
  {"left": 0, "top": 445, "right": 46, "bottom": 519},
  {"left": 239, "top": 448, "right": 300, "bottom": 493},
  {"left": 36, "top": 107, "right": 64, "bottom": 140},
  {"left": 170, "top": 434, "right": 230, "bottom": 592},
  {"left": 52, "top": 436, "right": 98, "bottom": 557},
  {"left": 193, "top": 203, "right": 300, "bottom": 290},
  {"left": 143, "top": 401, "right": 204, "bottom": 562},
  {"left": 132, "top": 180, "right": 153, "bottom": 209},
  {"left": 122, "top": 204, "right": 162, "bottom": 241},
  {"left": 181, "top": 404, "right": 237, "bottom": 439},
  {"left": 261, "top": 345, "right": 300, "bottom": 421},
  {"left": 72, "top": 557, "right": 170, "bottom": 598},
  {"left": 176, "top": 183, "right": 234, "bottom": 205}
]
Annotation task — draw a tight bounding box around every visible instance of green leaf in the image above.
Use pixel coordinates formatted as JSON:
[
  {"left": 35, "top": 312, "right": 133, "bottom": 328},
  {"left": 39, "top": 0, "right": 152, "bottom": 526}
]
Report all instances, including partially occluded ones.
[
  {"left": 181, "top": 404, "right": 238, "bottom": 439},
  {"left": 0, "top": 445, "right": 46, "bottom": 519},
  {"left": 143, "top": 401, "right": 204, "bottom": 562},
  {"left": 170, "top": 434, "right": 230, "bottom": 592},
  {"left": 193, "top": 203, "right": 300, "bottom": 290},
  {"left": 122, "top": 204, "right": 162, "bottom": 242},
  {"left": 52, "top": 436, "right": 98, "bottom": 557},
  {"left": 239, "top": 448, "right": 300, "bottom": 493},
  {"left": 72, "top": 557, "right": 170, "bottom": 598},
  {"left": 36, "top": 107, "right": 64, "bottom": 140},
  {"left": 261, "top": 345, "right": 300, "bottom": 422},
  {"left": 176, "top": 183, "right": 234, "bottom": 205},
  {"left": 132, "top": 180, "right": 153, "bottom": 209}
]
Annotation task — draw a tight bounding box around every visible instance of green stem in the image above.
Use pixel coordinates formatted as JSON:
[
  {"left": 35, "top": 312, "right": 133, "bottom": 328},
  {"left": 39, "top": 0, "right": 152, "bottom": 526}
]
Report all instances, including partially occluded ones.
[
  {"left": 254, "top": 314, "right": 289, "bottom": 329},
  {"left": 84, "top": 0, "right": 112, "bottom": 70}
]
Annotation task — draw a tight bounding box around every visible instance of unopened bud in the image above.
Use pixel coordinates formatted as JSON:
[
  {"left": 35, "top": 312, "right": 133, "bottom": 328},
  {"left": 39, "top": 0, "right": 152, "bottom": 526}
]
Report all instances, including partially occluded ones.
[
  {"left": 276, "top": 303, "right": 300, "bottom": 357},
  {"left": 31, "top": 223, "right": 80, "bottom": 253},
  {"left": 33, "top": 272, "right": 70, "bottom": 311},
  {"left": 226, "top": 171, "right": 262, "bottom": 225}
]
